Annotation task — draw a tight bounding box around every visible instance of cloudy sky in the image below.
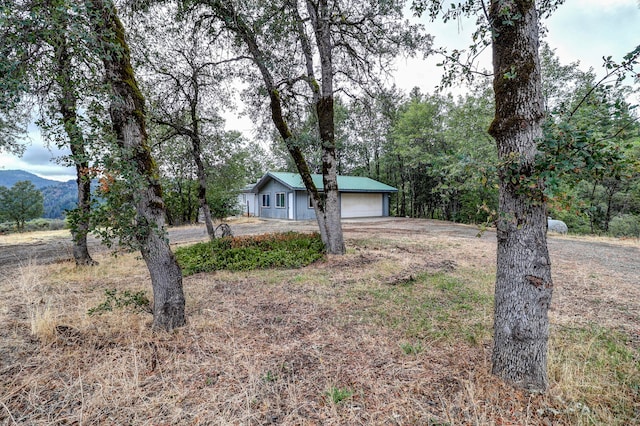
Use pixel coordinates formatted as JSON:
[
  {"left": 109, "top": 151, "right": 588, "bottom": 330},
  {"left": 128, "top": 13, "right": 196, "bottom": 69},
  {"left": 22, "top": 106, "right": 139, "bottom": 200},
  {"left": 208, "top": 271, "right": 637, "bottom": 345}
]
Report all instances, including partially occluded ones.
[{"left": 1, "top": 0, "right": 638, "bottom": 182}]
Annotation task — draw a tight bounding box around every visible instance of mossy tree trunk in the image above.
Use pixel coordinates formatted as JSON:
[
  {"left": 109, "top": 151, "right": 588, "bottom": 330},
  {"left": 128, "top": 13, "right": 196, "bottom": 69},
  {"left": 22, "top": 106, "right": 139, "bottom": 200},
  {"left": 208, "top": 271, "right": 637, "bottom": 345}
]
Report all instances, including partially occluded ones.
[
  {"left": 86, "top": 0, "right": 185, "bottom": 331},
  {"left": 488, "top": 0, "right": 552, "bottom": 392}
]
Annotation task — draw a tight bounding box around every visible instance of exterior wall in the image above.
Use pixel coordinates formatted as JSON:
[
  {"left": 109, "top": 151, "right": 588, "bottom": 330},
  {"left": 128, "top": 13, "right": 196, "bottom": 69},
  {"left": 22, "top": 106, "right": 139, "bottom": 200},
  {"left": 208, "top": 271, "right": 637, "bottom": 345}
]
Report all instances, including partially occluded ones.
[
  {"left": 254, "top": 175, "right": 396, "bottom": 220},
  {"left": 257, "top": 180, "right": 290, "bottom": 219},
  {"left": 237, "top": 192, "right": 259, "bottom": 217},
  {"left": 295, "top": 190, "right": 317, "bottom": 220},
  {"left": 383, "top": 193, "right": 391, "bottom": 217}
]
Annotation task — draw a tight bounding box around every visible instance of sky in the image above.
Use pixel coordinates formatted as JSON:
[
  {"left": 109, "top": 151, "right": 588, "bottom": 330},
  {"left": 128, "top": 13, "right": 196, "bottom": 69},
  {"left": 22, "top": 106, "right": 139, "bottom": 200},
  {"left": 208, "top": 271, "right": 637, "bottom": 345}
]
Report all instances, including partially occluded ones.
[{"left": 1, "top": 0, "right": 638, "bottom": 182}]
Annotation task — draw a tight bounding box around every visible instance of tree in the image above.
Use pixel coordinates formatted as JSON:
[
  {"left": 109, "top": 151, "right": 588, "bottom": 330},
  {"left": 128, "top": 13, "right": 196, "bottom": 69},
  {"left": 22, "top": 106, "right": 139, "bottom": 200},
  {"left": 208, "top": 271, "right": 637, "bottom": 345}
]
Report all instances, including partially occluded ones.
[
  {"left": 187, "top": 0, "right": 345, "bottom": 253},
  {"left": 131, "top": 6, "right": 231, "bottom": 239},
  {"left": 486, "top": 0, "right": 552, "bottom": 391},
  {"left": 152, "top": 127, "right": 264, "bottom": 225},
  {"left": 0, "top": 107, "right": 28, "bottom": 156},
  {"left": 538, "top": 44, "right": 640, "bottom": 234},
  {"left": 0, "top": 0, "right": 31, "bottom": 156},
  {"left": 1, "top": 0, "right": 99, "bottom": 265},
  {"left": 414, "top": 0, "right": 558, "bottom": 391},
  {"left": 0, "top": 181, "right": 44, "bottom": 231},
  {"left": 177, "top": 0, "right": 427, "bottom": 254},
  {"left": 45, "top": 1, "right": 98, "bottom": 265},
  {"left": 84, "top": 0, "right": 185, "bottom": 331}
]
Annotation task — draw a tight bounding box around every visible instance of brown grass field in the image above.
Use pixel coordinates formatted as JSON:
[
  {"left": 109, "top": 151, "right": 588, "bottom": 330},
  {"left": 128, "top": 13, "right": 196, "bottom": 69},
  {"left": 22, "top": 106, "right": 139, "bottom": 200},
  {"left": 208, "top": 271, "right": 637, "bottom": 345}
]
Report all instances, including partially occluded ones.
[{"left": 0, "top": 219, "right": 638, "bottom": 425}]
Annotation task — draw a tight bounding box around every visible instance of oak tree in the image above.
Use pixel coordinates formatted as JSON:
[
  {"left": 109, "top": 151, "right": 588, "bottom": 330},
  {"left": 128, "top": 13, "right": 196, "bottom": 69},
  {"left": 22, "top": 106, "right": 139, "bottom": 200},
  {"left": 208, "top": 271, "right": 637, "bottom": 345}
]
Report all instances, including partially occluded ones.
[
  {"left": 413, "top": 0, "right": 560, "bottom": 391},
  {"left": 85, "top": 0, "right": 186, "bottom": 331},
  {"left": 1, "top": 0, "right": 98, "bottom": 265}
]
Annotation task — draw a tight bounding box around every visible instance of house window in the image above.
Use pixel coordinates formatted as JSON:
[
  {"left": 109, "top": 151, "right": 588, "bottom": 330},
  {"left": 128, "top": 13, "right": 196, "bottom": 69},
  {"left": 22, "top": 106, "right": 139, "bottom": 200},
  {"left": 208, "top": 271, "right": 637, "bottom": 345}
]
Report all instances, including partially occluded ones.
[
  {"left": 262, "top": 193, "right": 270, "bottom": 207},
  {"left": 275, "top": 192, "right": 285, "bottom": 208},
  {"left": 308, "top": 193, "right": 325, "bottom": 209}
]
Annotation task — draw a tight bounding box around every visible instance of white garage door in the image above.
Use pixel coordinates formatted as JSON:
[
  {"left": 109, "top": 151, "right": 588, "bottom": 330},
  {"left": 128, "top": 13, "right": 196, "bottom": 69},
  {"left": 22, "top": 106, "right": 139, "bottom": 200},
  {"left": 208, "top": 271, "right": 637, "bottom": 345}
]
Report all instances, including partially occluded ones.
[{"left": 341, "top": 193, "right": 383, "bottom": 218}]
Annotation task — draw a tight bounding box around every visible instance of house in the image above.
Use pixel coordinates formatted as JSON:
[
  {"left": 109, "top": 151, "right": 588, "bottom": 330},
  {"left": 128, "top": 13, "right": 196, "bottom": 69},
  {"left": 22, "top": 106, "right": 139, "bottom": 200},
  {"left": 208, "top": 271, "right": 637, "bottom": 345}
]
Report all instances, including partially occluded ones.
[{"left": 239, "top": 171, "right": 397, "bottom": 220}]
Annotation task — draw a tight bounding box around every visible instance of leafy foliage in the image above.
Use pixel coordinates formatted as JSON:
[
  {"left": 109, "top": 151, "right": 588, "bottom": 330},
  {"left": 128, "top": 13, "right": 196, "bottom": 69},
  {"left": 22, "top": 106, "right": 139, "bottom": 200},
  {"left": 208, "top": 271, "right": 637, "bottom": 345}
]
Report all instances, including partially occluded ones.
[
  {"left": 537, "top": 46, "right": 640, "bottom": 234},
  {"left": 87, "top": 289, "right": 151, "bottom": 316},
  {"left": 362, "top": 86, "right": 497, "bottom": 223},
  {"left": 175, "top": 232, "right": 325, "bottom": 275},
  {"left": 0, "top": 180, "right": 45, "bottom": 231}
]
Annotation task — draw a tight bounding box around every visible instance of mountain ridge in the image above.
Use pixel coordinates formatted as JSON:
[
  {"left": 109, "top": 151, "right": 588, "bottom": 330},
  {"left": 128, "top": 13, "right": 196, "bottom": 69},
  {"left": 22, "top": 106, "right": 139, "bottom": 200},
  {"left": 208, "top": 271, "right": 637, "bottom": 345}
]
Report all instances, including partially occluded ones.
[{"left": 0, "top": 169, "right": 74, "bottom": 189}]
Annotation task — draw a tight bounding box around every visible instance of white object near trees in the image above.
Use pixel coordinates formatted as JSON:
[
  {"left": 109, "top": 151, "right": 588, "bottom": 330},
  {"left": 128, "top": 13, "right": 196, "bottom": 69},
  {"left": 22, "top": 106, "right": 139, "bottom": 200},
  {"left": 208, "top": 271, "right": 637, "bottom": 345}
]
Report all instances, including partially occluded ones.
[{"left": 547, "top": 217, "right": 568, "bottom": 234}]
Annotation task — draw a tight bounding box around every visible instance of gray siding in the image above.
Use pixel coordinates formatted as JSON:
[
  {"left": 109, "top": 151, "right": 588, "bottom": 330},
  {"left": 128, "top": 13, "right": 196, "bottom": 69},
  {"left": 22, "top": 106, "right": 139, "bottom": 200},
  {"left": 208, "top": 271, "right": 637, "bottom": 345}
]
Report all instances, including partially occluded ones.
[
  {"left": 258, "top": 180, "right": 289, "bottom": 219},
  {"left": 255, "top": 174, "right": 394, "bottom": 220},
  {"left": 383, "top": 193, "right": 391, "bottom": 217},
  {"left": 295, "top": 190, "right": 316, "bottom": 220}
]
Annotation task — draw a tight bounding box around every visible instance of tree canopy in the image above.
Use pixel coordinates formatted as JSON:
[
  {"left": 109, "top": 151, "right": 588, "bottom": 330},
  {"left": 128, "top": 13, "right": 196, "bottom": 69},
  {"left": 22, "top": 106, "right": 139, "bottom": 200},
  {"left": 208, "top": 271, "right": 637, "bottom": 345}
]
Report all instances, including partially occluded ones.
[{"left": 0, "top": 180, "right": 44, "bottom": 231}]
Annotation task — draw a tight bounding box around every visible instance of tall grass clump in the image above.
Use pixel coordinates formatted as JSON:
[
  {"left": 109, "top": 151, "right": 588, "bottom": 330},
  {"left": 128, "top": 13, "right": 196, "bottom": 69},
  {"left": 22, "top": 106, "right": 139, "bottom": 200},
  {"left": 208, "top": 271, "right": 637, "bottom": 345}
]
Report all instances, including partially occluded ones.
[
  {"left": 15, "top": 261, "right": 57, "bottom": 342},
  {"left": 175, "top": 232, "right": 325, "bottom": 275},
  {"left": 549, "top": 324, "right": 640, "bottom": 424}
]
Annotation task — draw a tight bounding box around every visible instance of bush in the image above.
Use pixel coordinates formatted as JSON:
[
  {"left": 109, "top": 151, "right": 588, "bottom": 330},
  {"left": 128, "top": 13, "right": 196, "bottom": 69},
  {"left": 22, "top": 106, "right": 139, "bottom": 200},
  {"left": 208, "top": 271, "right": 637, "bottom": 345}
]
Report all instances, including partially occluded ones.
[
  {"left": 608, "top": 214, "right": 640, "bottom": 238},
  {"left": 175, "top": 232, "right": 325, "bottom": 275},
  {"left": 87, "top": 289, "right": 151, "bottom": 316},
  {"left": 47, "top": 219, "right": 67, "bottom": 231},
  {"left": 0, "top": 218, "right": 68, "bottom": 234},
  {"left": 24, "top": 218, "right": 67, "bottom": 232}
]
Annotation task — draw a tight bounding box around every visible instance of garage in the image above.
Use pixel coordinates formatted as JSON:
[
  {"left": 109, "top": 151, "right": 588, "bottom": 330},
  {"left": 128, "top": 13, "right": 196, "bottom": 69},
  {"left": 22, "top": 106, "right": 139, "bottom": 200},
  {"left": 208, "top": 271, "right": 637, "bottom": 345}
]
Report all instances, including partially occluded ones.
[
  {"left": 341, "top": 193, "right": 383, "bottom": 218},
  {"left": 246, "top": 172, "right": 397, "bottom": 220}
]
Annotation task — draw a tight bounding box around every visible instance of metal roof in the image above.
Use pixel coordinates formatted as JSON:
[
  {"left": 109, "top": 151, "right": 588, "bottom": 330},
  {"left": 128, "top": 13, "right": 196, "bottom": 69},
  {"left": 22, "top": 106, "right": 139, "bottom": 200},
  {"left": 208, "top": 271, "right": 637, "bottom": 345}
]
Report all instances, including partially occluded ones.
[{"left": 253, "top": 172, "right": 397, "bottom": 193}]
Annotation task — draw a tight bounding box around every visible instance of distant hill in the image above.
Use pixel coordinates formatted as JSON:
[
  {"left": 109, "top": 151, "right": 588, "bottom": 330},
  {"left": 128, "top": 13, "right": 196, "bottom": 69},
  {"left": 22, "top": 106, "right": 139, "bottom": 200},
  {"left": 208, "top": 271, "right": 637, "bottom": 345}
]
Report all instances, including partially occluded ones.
[
  {"left": 0, "top": 170, "right": 78, "bottom": 219},
  {"left": 0, "top": 169, "right": 65, "bottom": 189}
]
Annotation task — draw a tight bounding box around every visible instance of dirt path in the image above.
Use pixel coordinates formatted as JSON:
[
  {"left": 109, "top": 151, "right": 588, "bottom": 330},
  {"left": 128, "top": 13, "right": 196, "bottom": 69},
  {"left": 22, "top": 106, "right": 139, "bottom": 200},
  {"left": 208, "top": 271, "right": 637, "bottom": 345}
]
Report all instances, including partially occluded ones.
[{"left": 2, "top": 218, "right": 638, "bottom": 332}]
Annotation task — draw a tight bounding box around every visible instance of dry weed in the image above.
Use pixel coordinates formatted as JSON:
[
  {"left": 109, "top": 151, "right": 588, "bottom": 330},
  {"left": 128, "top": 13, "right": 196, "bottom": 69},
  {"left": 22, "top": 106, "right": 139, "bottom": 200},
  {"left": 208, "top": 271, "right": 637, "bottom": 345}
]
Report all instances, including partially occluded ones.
[
  {"left": 0, "top": 229, "right": 70, "bottom": 245},
  {"left": 0, "top": 228, "right": 638, "bottom": 425}
]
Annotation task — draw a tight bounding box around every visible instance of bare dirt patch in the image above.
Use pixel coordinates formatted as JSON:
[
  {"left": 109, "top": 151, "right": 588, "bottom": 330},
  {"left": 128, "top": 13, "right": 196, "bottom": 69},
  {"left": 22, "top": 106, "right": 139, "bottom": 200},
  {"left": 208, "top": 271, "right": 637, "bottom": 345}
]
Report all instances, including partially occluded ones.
[{"left": 1, "top": 218, "right": 638, "bottom": 425}]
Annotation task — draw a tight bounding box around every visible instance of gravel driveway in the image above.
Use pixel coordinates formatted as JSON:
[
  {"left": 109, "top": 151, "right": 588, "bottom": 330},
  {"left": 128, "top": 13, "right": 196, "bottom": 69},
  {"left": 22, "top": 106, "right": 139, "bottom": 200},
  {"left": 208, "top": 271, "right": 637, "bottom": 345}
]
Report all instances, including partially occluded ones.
[{"left": 1, "top": 217, "right": 638, "bottom": 284}]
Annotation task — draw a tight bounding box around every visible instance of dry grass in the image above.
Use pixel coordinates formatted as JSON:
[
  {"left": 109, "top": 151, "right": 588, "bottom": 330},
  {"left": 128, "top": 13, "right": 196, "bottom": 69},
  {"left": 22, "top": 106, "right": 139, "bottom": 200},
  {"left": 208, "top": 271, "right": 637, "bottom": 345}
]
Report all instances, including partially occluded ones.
[
  {"left": 0, "top": 231, "right": 638, "bottom": 425},
  {"left": 0, "top": 229, "right": 71, "bottom": 245}
]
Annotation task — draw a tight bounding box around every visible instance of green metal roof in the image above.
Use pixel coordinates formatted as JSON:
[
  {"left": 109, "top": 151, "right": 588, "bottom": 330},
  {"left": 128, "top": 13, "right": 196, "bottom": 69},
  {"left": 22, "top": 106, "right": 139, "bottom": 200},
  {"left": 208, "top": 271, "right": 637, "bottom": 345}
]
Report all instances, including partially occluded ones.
[{"left": 255, "top": 171, "right": 397, "bottom": 193}]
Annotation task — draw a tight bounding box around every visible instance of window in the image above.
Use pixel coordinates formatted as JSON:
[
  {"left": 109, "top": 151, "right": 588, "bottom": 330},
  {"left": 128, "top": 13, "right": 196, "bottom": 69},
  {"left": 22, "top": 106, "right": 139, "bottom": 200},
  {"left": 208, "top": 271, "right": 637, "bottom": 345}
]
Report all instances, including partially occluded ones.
[
  {"left": 275, "top": 192, "right": 285, "bottom": 208},
  {"left": 308, "top": 193, "right": 325, "bottom": 209},
  {"left": 262, "top": 193, "right": 270, "bottom": 207}
]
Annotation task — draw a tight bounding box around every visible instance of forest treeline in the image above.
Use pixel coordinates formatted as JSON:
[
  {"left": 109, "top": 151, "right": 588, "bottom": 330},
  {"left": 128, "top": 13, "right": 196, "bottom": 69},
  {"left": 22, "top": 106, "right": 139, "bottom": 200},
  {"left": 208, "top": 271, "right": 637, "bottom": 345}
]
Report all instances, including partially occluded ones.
[{"left": 273, "top": 46, "right": 639, "bottom": 236}]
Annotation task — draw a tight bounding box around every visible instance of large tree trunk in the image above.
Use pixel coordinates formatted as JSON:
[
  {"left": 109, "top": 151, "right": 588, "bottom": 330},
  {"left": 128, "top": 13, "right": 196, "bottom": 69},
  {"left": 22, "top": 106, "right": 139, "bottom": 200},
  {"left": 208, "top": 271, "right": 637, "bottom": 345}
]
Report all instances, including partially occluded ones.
[
  {"left": 50, "top": 1, "right": 97, "bottom": 266},
  {"left": 193, "top": 134, "right": 215, "bottom": 239},
  {"left": 488, "top": 0, "right": 552, "bottom": 391},
  {"left": 309, "top": 0, "right": 345, "bottom": 254},
  {"left": 86, "top": 0, "right": 185, "bottom": 331}
]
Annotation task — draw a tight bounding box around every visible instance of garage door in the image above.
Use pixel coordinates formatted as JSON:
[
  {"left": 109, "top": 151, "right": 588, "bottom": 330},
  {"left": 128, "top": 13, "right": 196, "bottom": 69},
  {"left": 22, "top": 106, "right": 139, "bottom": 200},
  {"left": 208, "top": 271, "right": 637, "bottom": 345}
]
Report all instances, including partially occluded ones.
[{"left": 341, "top": 193, "right": 383, "bottom": 218}]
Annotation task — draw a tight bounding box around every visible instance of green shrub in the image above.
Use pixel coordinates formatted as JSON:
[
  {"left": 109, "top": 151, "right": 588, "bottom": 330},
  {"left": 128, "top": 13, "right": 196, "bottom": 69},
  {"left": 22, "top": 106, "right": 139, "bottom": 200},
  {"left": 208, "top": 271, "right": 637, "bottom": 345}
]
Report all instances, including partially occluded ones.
[
  {"left": 24, "top": 219, "right": 51, "bottom": 231},
  {"left": 0, "top": 221, "right": 13, "bottom": 234},
  {"left": 47, "top": 219, "right": 67, "bottom": 230},
  {"left": 175, "top": 232, "right": 325, "bottom": 275},
  {"left": 88, "top": 289, "right": 151, "bottom": 316},
  {"left": 609, "top": 214, "right": 640, "bottom": 238},
  {"left": 0, "top": 218, "right": 68, "bottom": 234}
]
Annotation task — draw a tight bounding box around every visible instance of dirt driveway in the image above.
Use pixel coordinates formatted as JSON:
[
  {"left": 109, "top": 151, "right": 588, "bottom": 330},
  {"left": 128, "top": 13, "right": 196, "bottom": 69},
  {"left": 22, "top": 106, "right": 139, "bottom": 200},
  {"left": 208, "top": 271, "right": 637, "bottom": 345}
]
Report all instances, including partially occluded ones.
[{"left": 1, "top": 217, "right": 638, "bottom": 335}]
